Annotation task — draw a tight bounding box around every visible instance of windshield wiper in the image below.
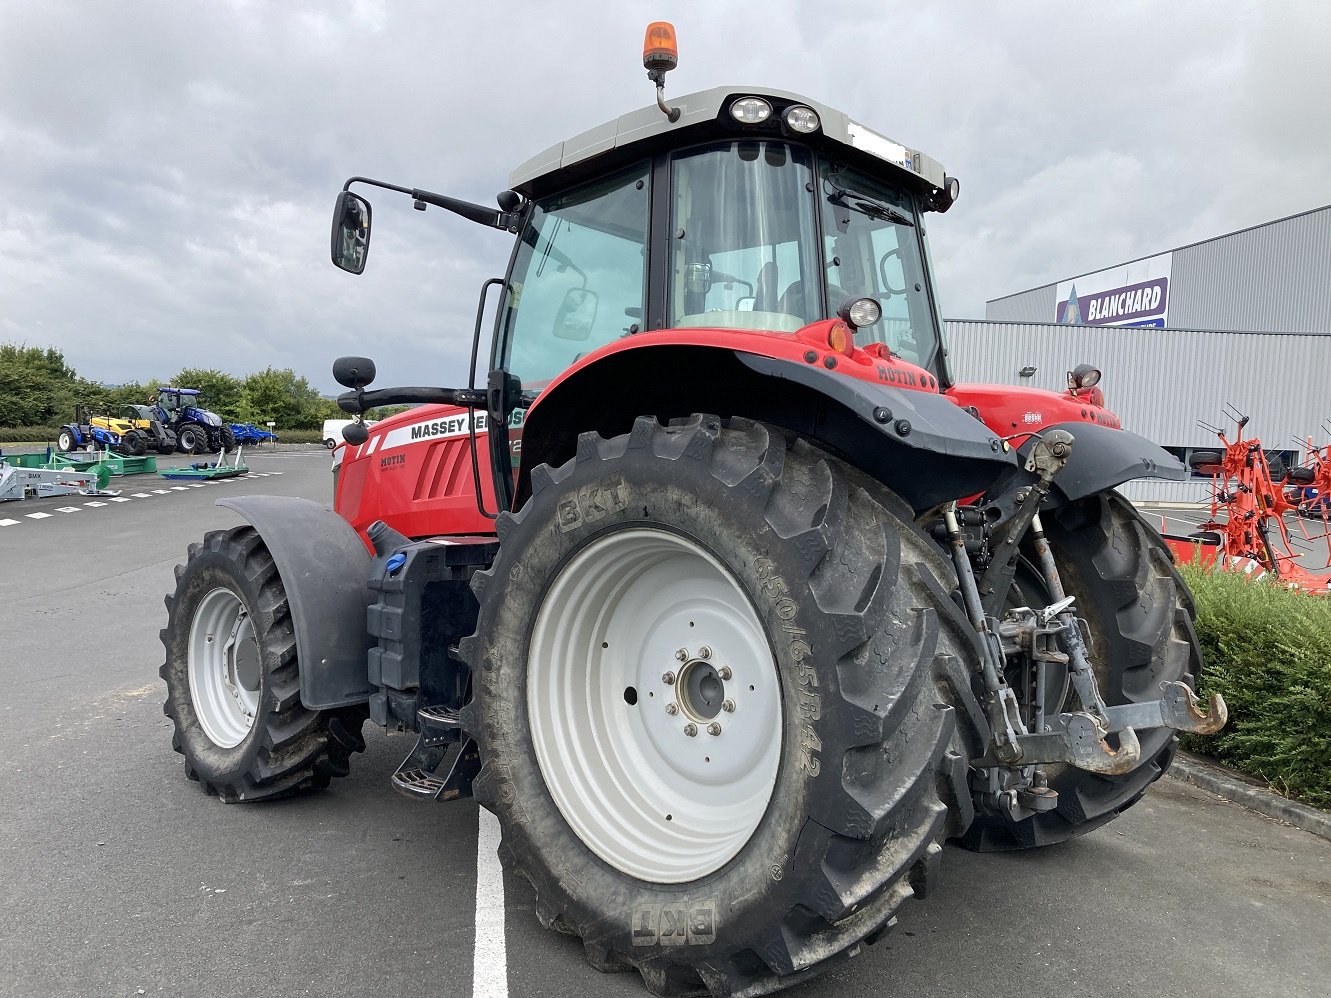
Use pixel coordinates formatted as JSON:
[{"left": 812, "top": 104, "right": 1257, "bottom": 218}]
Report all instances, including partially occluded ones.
[{"left": 825, "top": 178, "right": 915, "bottom": 228}]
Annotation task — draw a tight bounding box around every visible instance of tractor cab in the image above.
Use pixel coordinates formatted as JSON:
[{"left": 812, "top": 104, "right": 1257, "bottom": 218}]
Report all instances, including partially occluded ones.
[
  {"left": 493, "top": 88, "right": 957, "bottom": 391},
  {"left": 328, "top": 29, "right": 967, "bottom": 518}
]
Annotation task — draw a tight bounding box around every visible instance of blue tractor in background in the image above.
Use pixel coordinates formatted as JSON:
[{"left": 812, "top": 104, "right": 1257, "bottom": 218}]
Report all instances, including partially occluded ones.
[{"left": 153, "top": 388, "right": 236, "bottom": 454}]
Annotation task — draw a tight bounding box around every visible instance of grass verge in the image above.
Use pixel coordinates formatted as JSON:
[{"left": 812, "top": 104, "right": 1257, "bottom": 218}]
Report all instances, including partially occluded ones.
[{"left": 1179, "top": 563, "right": 1331, "bottom": 809}]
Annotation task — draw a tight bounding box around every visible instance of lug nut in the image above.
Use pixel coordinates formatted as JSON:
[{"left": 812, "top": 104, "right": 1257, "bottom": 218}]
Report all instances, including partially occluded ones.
[
  {"left": 684, "top": 723, "right": 698, "bottom": 737},
  {"left": 699, "top": 646, "right": 712, "bottom": 659},
  {"left": 665, "top": 703, "right": 678, "bottom": 716},
  {"left": 675, "top": 648, "right": 688, "bottom": 662},
  {"left": 718, "top": 666, "right": 732, "bottom": 680},
  {"left": 707, "top": 722, "right": 722, "bottom": 736},
  {"left": 662, "top": 671, "right": 676, "bottom": 685},
  {"left": 721, "top": 699, "right": 735, "bottom": 713}
]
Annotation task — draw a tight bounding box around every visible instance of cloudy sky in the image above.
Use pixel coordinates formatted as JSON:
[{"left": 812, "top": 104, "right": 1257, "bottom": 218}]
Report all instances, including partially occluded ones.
[{"left": 3, "top": 1, "right": 1329, "bottom": 393}]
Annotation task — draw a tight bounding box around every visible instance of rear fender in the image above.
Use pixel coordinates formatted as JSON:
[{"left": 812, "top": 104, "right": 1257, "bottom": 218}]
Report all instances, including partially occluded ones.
[
  {"left": 215, "top": 496, "right": 373, "bottom": 709},
  {"left": 1016, "top": 421, "right": 1185, "bottom": 502},
  {"left": 517, "top": 345, "right": 1018, "bottom": 513}
]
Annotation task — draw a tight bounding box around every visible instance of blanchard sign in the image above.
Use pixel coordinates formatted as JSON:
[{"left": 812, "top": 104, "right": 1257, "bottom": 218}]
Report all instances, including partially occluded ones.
[
  {"left": 1057, "top": 277, "right": 1169, "bottom": 325},
  {"left": 1055, "top": 252, "right": 1172, "bottom": 328}
]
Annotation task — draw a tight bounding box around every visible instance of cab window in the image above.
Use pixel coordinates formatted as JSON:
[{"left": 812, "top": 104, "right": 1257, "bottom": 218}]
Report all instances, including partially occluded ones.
[{"left": 500, "top": 164, "right": 650, "bottom": 389}]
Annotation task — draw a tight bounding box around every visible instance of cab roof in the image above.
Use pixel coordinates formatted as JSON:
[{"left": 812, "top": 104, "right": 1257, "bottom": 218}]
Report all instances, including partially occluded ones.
[{"left": 509, "top": 86, "right": 949, "bottom": 200}]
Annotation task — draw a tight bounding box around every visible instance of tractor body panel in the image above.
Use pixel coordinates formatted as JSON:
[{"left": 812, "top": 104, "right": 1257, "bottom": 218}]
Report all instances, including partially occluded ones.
[{"left": 333, "top": 405, "right": 503, "bottom": 545}]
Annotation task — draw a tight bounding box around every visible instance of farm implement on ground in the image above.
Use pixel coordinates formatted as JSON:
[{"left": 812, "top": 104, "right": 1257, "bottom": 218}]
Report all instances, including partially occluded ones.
[{"left": 1163, "top": 409, "right": 1331, "bottom": 594}]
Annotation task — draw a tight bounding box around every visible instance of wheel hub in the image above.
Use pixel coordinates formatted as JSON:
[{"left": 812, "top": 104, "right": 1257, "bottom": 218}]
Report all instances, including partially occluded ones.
[{"left": 677, "top": 656, "right": 724, "bottom": 721}]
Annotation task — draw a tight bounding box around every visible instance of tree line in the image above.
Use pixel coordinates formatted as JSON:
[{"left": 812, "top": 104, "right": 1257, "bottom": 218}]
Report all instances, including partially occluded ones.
[{"left": 0, "top": 343, "right": 372, "bottom": 430}]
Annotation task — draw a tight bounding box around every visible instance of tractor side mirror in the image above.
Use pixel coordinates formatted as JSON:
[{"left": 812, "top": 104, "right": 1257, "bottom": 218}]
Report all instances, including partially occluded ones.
[
  {"left": 343, "top": 421, "right": 369, "bottom": 446},
  {"left": 333, "top": 356, "right": 377, "bottom": 390},
  {"left": 331, "top": 191, "right": 372, "bottom": 274},
  {"left": 553, "top": 288, "right": 599, "bottom": 341}
]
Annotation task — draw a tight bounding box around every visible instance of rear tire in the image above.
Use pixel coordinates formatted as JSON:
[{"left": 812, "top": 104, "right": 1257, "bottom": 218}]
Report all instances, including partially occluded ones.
[
  {"left": 464, "top": 416, "right": 972, "bottom": 996},
  {"left": 160, "top": 526, "right": 367, "bottom": 801},
  {"left": 960, "top": 490, "right": 1199, "bottom": 851},
  {"left": 219, "top": 426, "right": 237, "bottom": 450}
]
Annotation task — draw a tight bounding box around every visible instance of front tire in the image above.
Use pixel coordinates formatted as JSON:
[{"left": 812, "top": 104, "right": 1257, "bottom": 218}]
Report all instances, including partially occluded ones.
[
  {"left": 160, "top": 526, "right": 367, "bottom": 801},
  {"left": 464, "top": 416, "right": 970, "bottom": 996},
  {"left": 119, "top": 430, "right": 147, "bottom": 457},
  {"left": 57, "top": 430, "right": 74, "bottom": 452},
  {"left": 961, "top": 490, "right": 1200, "bottom": 851},
  {"left": 176, "top": 423, "right": 207, "bottom": 454}
]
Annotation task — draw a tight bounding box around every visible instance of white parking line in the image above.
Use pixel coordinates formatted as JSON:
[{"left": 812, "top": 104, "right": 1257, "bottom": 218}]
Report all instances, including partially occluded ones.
[
  {"left": 85, "top": 502, "right": 107, "bottom": 508},
  {"left": 0, "top": 519, "right": 18, "bottom": 527},
  {"left": 131, "top": 493, "right": 151, "bottom": 498},
  {"left": 55, "top": 507, "right": 81, "bottom": 513},
  {"left": 170, "top": 487, "right": 188, "bottom": 492},
  {"left": 26, "top": 512, "right": 52, "bottom": 519},
  {"left": 109, "top": 497, "right": 133, "bottom": 503},
  {"left": 473, "top": 808, "right": 508, "bottom": 998},
  {"left": 152, "top": 490, "right": 170, "bottom": 495},
  {"left": 187, "top": 483, "right": 207, "bottom": 489}
]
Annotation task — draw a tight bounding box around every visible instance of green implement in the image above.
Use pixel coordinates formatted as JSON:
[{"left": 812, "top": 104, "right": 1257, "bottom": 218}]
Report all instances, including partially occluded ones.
[{"left": 159, "top": 447, "right": 249, "bottom": 481}]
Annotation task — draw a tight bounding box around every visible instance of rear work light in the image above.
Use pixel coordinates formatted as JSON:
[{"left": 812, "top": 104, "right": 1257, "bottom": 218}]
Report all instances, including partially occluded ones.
[{"left": 730, "top": 97, "right": 772, "bottom": 124}]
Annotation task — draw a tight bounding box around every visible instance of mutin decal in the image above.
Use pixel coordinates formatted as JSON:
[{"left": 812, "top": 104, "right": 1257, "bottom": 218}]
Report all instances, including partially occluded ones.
[{"left": 1055, "top": 252, "right": 1171, "bottom": 328}]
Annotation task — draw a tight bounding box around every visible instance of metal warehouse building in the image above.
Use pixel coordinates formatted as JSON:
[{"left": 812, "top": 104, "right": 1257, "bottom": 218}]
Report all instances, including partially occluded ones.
[{"left": 947, "top": 205, "right": 1331, "bottom": 501}]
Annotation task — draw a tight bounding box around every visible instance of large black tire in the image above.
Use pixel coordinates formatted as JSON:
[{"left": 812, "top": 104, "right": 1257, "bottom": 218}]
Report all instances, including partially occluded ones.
[
  {"left": 462, "top": 416, "right": 975, "bottom": 997},
  {"left": 176, "top": 423, "right": 208, "bottom": 454},
  {"left": 219, "top": 425, "right": 237, "bottom": 450},
  {"left": 960, "top": 490, "right": 1200, "bottom": 851},
  {"left": 118, "top": 430, "right": 147, "bottom": 457},
  {"left": 160, "top": 526, "right": 367, "bottom": 801}
]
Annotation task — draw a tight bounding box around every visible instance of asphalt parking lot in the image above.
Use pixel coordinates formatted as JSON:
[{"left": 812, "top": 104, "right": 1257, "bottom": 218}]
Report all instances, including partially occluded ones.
[{"left": 1, "top": 450, "right": 1328, "bottom": 998}]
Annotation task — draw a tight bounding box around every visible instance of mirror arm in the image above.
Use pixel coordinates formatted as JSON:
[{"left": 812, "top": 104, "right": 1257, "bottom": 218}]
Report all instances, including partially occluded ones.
[
  {"left": 337, "top": 386, "right": 488, "bottom": 414},
  {"left": 340, "top": 176, "right": 516, "bottom": 230}
]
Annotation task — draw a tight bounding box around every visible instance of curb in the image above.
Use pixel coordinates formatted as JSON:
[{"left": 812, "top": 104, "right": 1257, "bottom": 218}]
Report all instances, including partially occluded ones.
[{"left": 1166, "top": 751, "right": 1331, "bottom": 842}]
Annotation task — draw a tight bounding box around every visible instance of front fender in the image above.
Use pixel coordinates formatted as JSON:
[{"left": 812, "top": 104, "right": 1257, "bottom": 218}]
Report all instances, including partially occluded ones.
[
  {"left": 216, "top": 496, "right": 373, "bottom": 709},
  {"left": 1017, "top": 422, "right": 1185, "bottom": 502}
]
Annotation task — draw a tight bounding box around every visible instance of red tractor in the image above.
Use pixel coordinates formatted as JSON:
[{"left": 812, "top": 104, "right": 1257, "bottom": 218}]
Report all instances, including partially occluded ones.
[{"left": 160, "top": 25, "right": 1225, "bottom": 996}]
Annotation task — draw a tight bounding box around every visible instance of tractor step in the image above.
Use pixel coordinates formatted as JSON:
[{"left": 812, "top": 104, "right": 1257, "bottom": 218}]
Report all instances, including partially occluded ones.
[
  {"left": 391, "top": 767, "right": 448, "bottom": 799},
  {"left": 391, "top": 709, "right": 482, "bottom": 804}
]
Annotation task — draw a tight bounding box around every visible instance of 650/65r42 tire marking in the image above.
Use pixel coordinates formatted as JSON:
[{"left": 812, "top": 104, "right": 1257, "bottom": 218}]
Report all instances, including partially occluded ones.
[
  {"left": 160, "top": 526, "right": 366, "bottom": 802},
  {"left": 460, "top": 415, "right": 976, "bottom": 997}
]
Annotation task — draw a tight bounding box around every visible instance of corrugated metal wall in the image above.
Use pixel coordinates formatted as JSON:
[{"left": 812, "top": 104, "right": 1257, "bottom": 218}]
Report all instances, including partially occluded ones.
[
  {"left": 985, "top": 283, "right": 1056, "bottom": 323},
  {"left": 944, "top": 319, "right": 1331, "bottom": 502},
  {"left": 983, "top": 205, "right": 1331, "bottom": 331},
  {"left": 1170, "top": 208, "right": 1331, "bottom": 332}
]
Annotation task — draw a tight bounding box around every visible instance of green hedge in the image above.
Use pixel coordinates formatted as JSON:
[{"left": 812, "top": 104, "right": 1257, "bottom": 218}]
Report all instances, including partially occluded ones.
[
  {"left": 0, "top": 426, "right": 60, "bottom": 443},
  {"left": 1180, "top": 564, "right": 1331, "bottom": 808}
]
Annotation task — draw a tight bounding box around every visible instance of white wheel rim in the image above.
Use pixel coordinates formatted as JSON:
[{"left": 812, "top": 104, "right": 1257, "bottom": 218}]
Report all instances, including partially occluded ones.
[
  {"left": 188, "top": 588, "right": 261, "bottom": 748},
  {"left": 528, "top": 528, "right": 782, "bottom": 884}
]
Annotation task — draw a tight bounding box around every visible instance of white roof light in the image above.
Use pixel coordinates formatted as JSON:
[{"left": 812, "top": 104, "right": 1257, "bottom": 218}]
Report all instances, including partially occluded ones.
[{"left": 730, "top": 97, "right": 772, "bottom": 124}]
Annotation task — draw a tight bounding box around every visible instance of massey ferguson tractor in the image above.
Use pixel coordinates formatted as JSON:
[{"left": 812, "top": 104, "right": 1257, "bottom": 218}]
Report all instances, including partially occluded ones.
[{"left": 161, "top": 25, "right": 1225, "bottom": 997}]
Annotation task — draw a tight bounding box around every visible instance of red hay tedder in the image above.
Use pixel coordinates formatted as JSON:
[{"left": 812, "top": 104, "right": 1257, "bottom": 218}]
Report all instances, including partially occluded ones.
[{"left": 1164, "top": 410, "right": 1331, "bottom": 594}]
